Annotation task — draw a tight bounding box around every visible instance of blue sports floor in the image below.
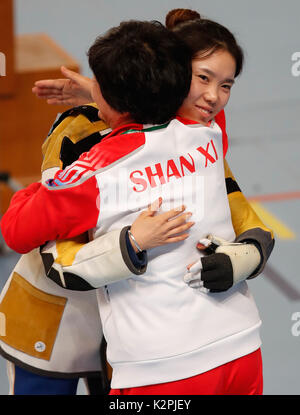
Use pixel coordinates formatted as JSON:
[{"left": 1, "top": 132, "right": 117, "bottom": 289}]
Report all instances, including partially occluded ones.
[{"left": 0, "top": 0, "right": 299, "bottom": 395}]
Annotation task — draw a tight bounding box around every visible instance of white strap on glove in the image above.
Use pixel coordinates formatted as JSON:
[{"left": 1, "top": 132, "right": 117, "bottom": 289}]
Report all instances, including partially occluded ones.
[{"left": 184, "top": 234, "right": 261, "bottom": 292}]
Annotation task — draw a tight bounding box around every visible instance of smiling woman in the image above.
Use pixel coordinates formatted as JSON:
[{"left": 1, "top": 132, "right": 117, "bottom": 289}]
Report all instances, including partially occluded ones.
[
  {"left": 167, "top": 9, "right": 243, "bottom": 125},
  {"left": 176, "top": 50, "right": 236, "bottom": 124}
]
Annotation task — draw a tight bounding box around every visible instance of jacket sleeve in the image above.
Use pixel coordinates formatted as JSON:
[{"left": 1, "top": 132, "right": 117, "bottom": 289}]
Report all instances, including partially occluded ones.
[
  {"left": 0, "top": 174, "right": 100, "bottom": 254},
  {"left": 224, "top": 159, "right": 275, "bottom": 278},
  {"left": 40, "top": 226, "right": 147, "bottom": 290}
]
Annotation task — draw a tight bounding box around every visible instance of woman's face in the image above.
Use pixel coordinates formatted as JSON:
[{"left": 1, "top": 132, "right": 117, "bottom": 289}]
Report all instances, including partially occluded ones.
[{"left": 177, "top": 49, "right": 236, "bottom": 124}]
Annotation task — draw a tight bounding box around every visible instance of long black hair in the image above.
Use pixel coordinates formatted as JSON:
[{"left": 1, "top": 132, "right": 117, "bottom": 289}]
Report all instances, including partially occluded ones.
[{"left": 166, "top": 8, "right": 244, "bottom": 77}]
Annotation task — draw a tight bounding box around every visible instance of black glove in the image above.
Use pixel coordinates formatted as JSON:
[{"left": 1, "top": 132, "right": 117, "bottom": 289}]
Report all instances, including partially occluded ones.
[{"left": 184, "top": 235, "right": 261, "bottom": 293}]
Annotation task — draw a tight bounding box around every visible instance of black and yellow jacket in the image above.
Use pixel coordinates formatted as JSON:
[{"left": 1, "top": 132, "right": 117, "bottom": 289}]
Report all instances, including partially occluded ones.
[{"left": 0, "top": 104, "right": 145, "bottom": 381}]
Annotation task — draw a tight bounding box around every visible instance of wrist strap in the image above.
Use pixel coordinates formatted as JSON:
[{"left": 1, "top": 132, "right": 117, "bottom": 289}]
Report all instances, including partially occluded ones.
[{"left": 128, "top": 230, "right": 143, "bottom": 253}]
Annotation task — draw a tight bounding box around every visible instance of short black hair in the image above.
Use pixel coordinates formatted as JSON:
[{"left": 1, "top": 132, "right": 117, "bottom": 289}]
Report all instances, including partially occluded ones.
[{"left": 88, "top": 20, "right": 192, "bottom": 124}]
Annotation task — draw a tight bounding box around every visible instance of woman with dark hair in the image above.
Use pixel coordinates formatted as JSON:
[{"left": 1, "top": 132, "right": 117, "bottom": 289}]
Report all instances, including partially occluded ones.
[
  {"left": 34, "top": 8, "right": 273, "bottom": 288},
  {"left": 105, "top": 10, "right": 273, "bottom": 395},
  {"left": 25, "top": 10, "right": 274, "bottom": 394}
]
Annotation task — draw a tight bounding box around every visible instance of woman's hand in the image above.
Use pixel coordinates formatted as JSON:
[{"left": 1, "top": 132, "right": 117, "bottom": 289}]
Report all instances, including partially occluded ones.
[
  {"left": 32, "top": 66, "right": 93, "bottom": 106},
  {"left": 129, "top": 198, "right": 194, "bottom": 252},
  {"left": 183, "top": 235, "right": 261, "bottom": 292}
]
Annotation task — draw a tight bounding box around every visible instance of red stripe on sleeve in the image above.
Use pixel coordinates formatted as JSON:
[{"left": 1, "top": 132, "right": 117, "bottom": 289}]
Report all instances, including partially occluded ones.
[{"left": 215, "top": 110, "right": 228, "bottom": 158}]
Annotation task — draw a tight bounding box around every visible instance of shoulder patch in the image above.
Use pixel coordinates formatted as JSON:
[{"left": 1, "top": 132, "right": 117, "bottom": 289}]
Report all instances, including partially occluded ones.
[
  {"left": 60, "top": 132, "right": 104, "bottom": 169},
  {"left": 47, "top": 159, "right": 97, "bottom": 187},
  {"left": 47, "top": 104, "right": 100, "bottom": 137}
]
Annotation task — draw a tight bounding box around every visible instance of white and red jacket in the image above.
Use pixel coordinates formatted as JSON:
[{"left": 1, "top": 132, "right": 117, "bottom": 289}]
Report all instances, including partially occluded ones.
[{"left": 1, "top": 114, "right": 261, "bottom": 388}]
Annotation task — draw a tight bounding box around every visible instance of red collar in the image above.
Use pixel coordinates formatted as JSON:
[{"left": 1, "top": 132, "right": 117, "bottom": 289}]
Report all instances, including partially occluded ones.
[
  {"left": 175, "top": 115, "right": 211, "bottom": 127},
  {"left": 102, "top": 116, "right": 214, "bottom": 143},
  {"left": 102, "top": 122, "right": 144, "bottom": 142}
]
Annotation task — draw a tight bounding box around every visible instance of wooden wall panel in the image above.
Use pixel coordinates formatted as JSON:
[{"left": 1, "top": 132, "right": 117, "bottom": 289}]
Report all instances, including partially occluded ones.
[{"left": 0, "top": 33, "right": 79, "bottom": 214}]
